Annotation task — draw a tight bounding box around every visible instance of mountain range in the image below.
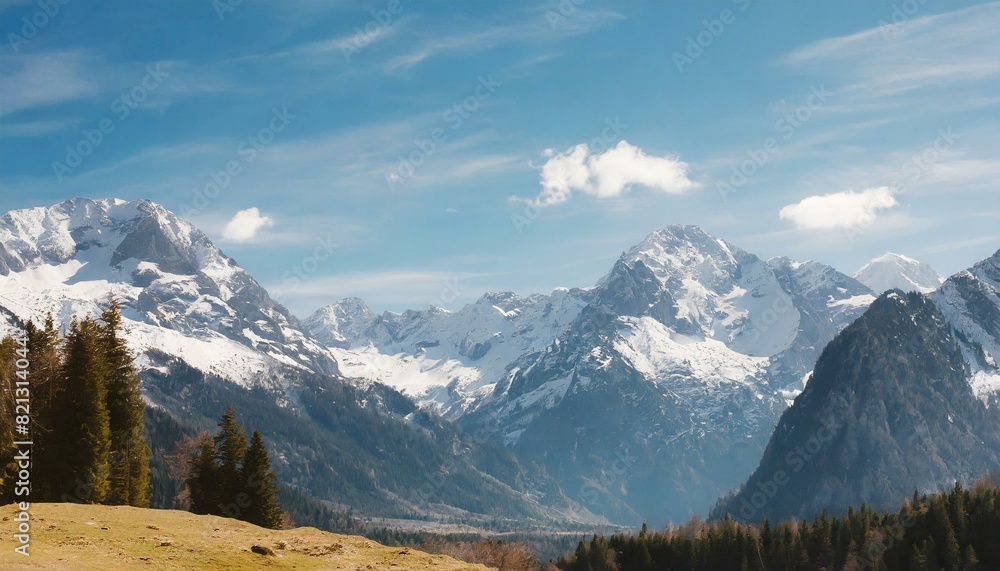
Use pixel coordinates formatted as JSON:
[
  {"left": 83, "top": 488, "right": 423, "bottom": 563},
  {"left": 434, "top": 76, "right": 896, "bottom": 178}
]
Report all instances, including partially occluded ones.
[
  {"left": 0, "top": 198, "right": 596, "bottom": 527},
  {"left": 1, "top": 197, "right": 995, "bottom": 529},
  {"left": 306, "top": 225, "right": 881, "bottom": 524}
]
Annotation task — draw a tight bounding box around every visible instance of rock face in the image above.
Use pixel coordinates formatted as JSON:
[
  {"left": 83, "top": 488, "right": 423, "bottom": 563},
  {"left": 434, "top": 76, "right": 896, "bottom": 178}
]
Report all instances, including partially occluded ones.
[
  {"left": 715, "top": 280, "right": 1000, "bottom": 522},
  {"left": 310, "top": 225, "right": 877, "bottom": 525},
  {"left": 854, "top": 252, "right": 943, "bottom": 295},
  {"left": 933, "top": 249, "right": 1000, "bottom": 406},
  {"left": 0, "top": 198, "right": 594, "bottom": 526}
]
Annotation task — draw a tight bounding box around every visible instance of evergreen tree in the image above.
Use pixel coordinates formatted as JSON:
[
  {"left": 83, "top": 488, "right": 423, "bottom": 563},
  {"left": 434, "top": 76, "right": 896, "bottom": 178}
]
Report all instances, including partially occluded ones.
[
  {"left": 0, "top": 335, "right": 18, "bottom": 497},
  {"left": 52, "top": 318, "right": 111, "bottom": 503},
  {"left": 23, "top": 317, "right": 61, "bottom": 500},
  {"left": 214, "top": 407, "right": 247, "bottom": 510},
  {"left": 187, "top": 432, "right": 219, "bottom": 515},
  {"left": 100, "top": 300, "right": 151, "bottom": 507},
  {"left": 240, "top": 430, "right": 283, "bottom": 529},
  {"left": 961, "top": 544, "right": 979, "bottom": 571}
]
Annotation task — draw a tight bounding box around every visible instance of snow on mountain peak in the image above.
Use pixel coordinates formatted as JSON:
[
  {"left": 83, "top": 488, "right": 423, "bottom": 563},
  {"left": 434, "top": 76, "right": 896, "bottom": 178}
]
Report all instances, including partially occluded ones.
[
  {"left": 853, "top": 252, "right": 943, "bottom": 295},
  {"left": 304, "top": 297, "right": 375, "bottom": 348},
  {"left": 0, "top": 197, "right": 339, "bottom": 387}
]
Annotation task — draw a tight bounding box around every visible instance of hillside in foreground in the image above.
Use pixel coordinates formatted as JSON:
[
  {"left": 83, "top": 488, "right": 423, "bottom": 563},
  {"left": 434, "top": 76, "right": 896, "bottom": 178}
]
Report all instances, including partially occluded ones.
[{"left": 0, "top": 503, "right": 490, "bottom": 570}]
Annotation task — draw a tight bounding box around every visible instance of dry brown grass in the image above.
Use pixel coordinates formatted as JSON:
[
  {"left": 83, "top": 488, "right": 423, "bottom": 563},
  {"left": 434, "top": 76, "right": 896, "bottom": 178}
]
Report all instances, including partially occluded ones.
[{"left": 0, "top": 503, "right": 493, "bottom": 570}]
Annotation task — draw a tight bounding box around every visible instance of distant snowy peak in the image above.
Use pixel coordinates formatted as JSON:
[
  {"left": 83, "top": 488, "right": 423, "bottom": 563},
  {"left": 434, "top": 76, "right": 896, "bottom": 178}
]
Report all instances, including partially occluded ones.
[
  {"left": 933, "top": 248, "right": 1000, "bottom": 402},
  {"left": 0, "top": 197, "right": 229, "bottom": 283},
  {"left": 305, "top": 288, "right": 589, "bottom": 417},
  {"left": 854, "top": 252, "right": 943, "bottom": 295},
  {"left": 304, "top": 297, "right": 375, "bottom": 348},
  {"left": 0, "top": 197, "right": 339, "bottom": 385},
  {"left": 616, "top": 224, "right": 748, "bottom": 286}
]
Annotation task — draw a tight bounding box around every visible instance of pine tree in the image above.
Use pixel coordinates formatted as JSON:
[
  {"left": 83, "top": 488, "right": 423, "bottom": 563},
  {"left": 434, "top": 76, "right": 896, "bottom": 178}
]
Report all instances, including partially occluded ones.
[
  {"left": 961, "top": 544, "right": 979, "bottom": 571},
  {"left": 241, "top": 430, "right": 283, "bottom": 529},
  {"left": 187, "top": 433, "right": 219, "bottom": 515},
  {"left": 23, "top": 316, "right": 61, "bottom": 500},
  {"left": 52, "top": 318, "right": 111, "bottom": 503},
  {"left": 0, "top": 335, "right": 18, "bottom": 497},
  {"left": 214, "top": 408, "right": 247, "bottom": 511},
  {"left": 100, "top": 300, "right": 151, "bottom": 507}
]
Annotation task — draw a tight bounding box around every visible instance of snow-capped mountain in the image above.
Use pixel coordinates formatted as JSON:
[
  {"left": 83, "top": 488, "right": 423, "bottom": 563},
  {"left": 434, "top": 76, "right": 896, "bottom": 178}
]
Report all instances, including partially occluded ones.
[
  {"left": 310, "top": 225, "right": 877, "bottom": 524},
  {"left": 304, "top": 297, "right": 375, "bottom": 349},
  {"left": 0, "top": 197, "right": 338, "bottom": 389},
  {"left": 854, "top": 252, "right": 943, "bottom": 295},
  {"left": 933, "top": 248, "right": 1000, "bottom": 404},
  {"left": 0, "top": 198, "right": 598, "bottom": 526},
  {"left": 306, "top": 289, "right": 589, "bottom": 418}
]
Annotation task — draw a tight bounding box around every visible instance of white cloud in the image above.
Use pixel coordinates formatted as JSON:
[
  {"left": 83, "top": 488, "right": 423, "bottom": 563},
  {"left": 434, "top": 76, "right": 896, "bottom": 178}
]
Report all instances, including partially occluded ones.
[
  {"left": 520, "top": 140, "right": 699, "bottom": 207},
  {"left": 222, "top": 207, "right": 274, "bottom": 242},
  {"left": 779, "top": 186, "right": 898, "bottom": 230}
]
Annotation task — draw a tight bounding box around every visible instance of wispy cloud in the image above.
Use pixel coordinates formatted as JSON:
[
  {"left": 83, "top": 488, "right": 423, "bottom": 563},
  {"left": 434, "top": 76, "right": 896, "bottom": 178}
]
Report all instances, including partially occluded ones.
[
  {"left": 781, "top": 2, "right": 1000, "bottom": 104},
  {"left": 383, "top": 8, "right": 623, "bottom": 73},
  {"left": 0, "top": 118, "right": 78, "bottom": 137},
  {"left": 923, "top": 235, "right": 1000, "bottom": 255},
  {"left": 267, "top": 269, "right": 497, "bottom": 314},
  {"left": 0, "top": 50, "right": 101, "bottom": 116}
]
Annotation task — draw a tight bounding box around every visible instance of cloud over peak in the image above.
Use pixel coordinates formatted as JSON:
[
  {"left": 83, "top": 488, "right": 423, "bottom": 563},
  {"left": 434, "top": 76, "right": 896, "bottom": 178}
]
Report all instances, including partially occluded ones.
[
  {"left": 222, "top": 207, "right": 274, "bottom": 242},
  {"left": 519, "top": 140, "right": 699, "bottom": 207},
  {"left": 779, "top": 186, "right": 898, "bottom": 230}
]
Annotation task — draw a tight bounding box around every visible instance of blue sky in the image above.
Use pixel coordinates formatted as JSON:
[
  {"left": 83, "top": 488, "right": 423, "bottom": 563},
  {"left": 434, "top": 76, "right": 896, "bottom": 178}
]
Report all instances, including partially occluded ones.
[{"left": 1, "top": 0, "right": 998, "bottom": 316}]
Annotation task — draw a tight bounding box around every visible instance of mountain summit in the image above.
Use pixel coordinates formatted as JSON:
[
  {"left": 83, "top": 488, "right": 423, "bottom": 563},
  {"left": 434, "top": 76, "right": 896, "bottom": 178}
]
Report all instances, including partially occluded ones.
[
  {"left": 854, "top": 252, "right": 943, "bottom": 295},
  {"left": 0, "top": 196, "right": 339, "bottom": 384}
]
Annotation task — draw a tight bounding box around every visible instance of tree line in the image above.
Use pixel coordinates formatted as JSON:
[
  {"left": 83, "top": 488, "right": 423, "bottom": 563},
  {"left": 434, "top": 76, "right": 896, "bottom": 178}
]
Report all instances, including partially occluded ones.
[
  {"left": 0, "top": 303, "right": 150, "bottom": 505},
  {"left": 0, "top": 303, "right": 283, "bottom": 529},
  {"left": 555, "top": 473, "right": 1000, "bottom": 571}
]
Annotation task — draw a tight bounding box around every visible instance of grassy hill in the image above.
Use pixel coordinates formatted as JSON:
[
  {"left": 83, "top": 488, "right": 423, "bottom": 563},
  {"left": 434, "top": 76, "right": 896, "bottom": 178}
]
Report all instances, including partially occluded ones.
[{"left": 0, "top": 503, "right": 492, "bottom": 570}]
